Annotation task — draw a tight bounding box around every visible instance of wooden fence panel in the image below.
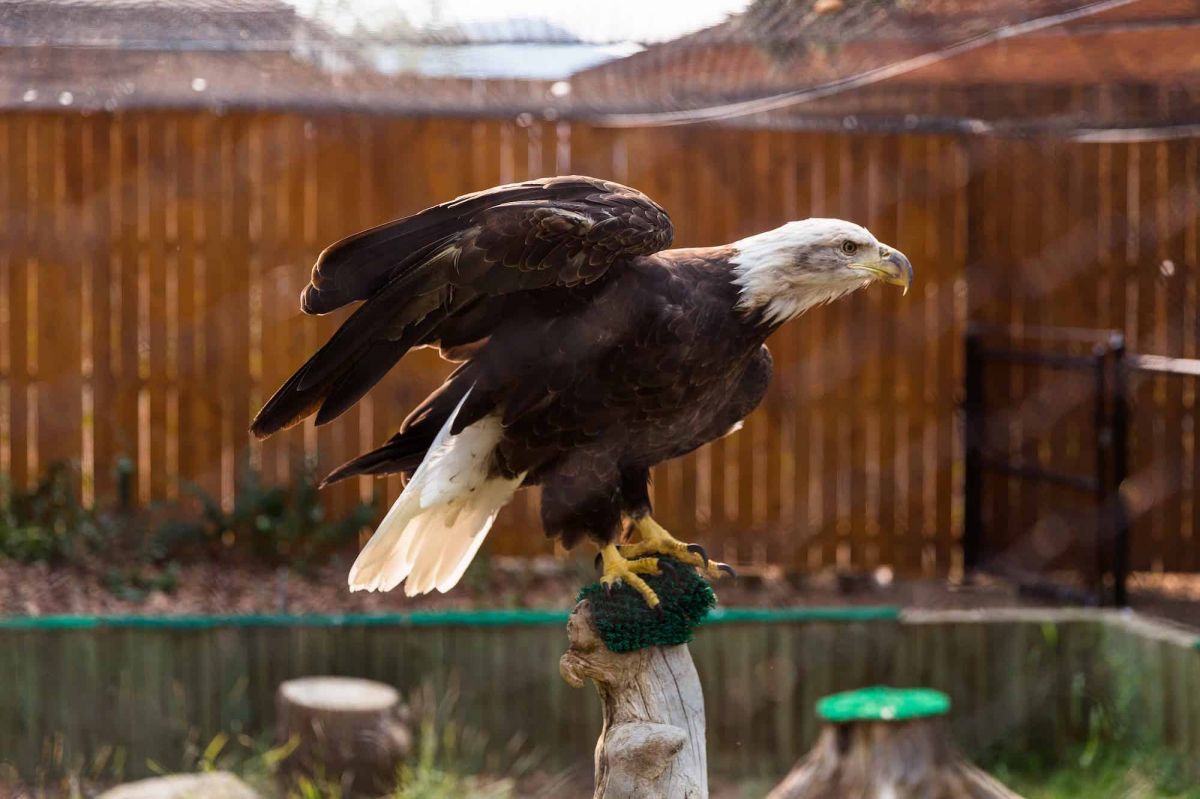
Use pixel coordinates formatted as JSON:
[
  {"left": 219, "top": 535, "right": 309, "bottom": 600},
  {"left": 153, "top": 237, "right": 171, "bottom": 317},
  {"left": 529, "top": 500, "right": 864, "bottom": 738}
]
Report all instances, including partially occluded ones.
[{"left": 2, "top": 108, "right": 1197, "bottom": 575}]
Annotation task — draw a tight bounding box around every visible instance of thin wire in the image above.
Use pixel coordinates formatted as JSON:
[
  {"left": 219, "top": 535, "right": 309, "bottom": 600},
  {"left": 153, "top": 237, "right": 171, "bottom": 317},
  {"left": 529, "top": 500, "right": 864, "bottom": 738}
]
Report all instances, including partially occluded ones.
[
  {"left": 709, "top": 113, "right": 1200, "bottom": 144},
  {"left": 1069, "top": 123, "right": 1200, "bottom": 143},
  {"left": 590, "top": 0, "right": 1142, "bottom": 128}
]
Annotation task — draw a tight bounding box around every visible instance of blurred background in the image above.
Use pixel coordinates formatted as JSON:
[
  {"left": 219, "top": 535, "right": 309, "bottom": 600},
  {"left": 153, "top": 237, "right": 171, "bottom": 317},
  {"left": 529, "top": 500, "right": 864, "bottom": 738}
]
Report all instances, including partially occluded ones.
[{"left": 1, "top": 1, "right": 1199, "bottom": 797}]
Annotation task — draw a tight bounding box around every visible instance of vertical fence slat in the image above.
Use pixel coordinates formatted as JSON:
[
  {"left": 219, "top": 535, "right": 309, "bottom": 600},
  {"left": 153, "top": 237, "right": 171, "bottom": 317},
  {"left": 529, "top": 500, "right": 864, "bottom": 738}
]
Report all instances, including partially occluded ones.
[
  {"left": 0, "top": 118, "right": 11, "bottom": 487},
  {"left": 8, "top": 117, "right": 32, "bottom": 492},
  {"left": 36, "top": 117, "right": 83, "bottom": 493}
]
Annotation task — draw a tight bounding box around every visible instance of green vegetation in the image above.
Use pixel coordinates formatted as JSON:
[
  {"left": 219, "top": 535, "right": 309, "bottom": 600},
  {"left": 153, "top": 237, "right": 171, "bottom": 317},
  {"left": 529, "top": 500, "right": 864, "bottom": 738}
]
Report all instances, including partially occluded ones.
[
  {"left": 991, "top": 748, "right": 1200, "bottom": 799},
  {"left": 154, "top": 459, "right": 376, "bottom": 568},
  {"left": 386, "top": 720, "right": 514, "bottom": 799},
  {"left": 0, "top": 458, "right": 376, "bottom": 597},
  {"left": 9, "top": 739, "right": 1196, "bottom": 799},
  {"left": 0, "top": 462, "right": 109, "bottom": 564}
]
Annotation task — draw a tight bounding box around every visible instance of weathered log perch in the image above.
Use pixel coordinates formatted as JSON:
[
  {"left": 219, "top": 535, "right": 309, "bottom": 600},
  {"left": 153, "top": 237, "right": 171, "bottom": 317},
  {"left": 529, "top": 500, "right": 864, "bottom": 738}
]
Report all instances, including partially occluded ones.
[
  {"left": 560, "top": 599, "right": 708, "bottom": 799},
  {"left": 276, "top": 676, "right": 411, "bottom": 795},
  {"left": 768, "top": 687, "right": 1024, "bottom": 799}
]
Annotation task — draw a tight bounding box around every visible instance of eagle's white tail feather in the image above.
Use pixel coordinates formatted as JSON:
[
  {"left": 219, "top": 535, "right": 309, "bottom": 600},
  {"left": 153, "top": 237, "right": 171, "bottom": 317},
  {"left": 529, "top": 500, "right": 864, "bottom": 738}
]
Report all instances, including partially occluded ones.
[{"left": 348, "top": 393, "right": 523, "bottom": 595}]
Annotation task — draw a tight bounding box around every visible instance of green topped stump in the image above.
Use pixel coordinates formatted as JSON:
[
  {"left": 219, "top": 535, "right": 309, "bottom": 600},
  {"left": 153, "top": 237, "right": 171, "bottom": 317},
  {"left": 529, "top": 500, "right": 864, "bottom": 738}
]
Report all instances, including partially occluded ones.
[
  {"left": 769, "top": 686, "right": 1023, "bottom": 799},
  {"left": 817, "top": 686, "right": 950, "bottom": 723}
]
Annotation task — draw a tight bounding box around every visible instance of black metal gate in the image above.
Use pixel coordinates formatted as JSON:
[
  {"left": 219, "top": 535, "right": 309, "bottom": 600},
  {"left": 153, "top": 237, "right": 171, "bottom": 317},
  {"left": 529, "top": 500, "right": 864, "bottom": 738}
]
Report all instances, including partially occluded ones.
[
  {"left": 964, "top": 325, "right": 1200, "bottom": 606},
  {"left": 962, "top": 325, "right": 1130, "bottom": 605}
]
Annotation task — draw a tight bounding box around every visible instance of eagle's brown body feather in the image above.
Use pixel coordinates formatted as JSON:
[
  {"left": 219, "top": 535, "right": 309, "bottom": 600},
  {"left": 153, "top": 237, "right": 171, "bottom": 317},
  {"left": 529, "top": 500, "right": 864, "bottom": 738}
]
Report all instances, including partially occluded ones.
[{"left": 252, "top": 176, "right": 777, "bottom": 550}]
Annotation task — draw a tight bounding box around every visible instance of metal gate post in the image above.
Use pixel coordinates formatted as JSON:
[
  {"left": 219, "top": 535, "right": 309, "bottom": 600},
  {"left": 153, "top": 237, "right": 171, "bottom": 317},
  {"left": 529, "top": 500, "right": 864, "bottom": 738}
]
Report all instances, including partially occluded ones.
[
  {"left": 1092, "top": 344, "right": 1111, "bottom": 601},
  {"left": 1110, "top": 334, "right": 1130, "bottom": 607}
]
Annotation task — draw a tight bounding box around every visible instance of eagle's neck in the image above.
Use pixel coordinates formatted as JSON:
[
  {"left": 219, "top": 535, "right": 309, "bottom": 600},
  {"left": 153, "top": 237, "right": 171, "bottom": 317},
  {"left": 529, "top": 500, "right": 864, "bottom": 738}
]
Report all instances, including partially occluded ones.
[
  {"left": 653, "top": 244, "right": 858, "bottom": 343},
  {"left": 727, "top": 228, "right": 867, "bottom": 327}
]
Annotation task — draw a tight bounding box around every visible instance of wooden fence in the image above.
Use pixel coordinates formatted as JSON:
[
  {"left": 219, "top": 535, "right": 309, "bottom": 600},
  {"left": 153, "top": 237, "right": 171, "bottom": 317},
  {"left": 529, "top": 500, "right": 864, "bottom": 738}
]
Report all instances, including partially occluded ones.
[
  {"left": 966, "top": 137, "right": 1200, "bottom": 575},
  {"left": 2, "top": 610, "right": 1197, "bottom": 784},
  {"left": 0, "top": 110, "right": 1195, "bottom": 574}
]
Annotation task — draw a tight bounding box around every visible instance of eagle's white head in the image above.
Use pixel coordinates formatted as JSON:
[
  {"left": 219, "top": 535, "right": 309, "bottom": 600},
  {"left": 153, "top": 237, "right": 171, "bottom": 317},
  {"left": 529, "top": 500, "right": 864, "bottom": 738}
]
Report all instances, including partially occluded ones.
[{"left": 730, "top": 218, "right": 913, "bottom": 326}]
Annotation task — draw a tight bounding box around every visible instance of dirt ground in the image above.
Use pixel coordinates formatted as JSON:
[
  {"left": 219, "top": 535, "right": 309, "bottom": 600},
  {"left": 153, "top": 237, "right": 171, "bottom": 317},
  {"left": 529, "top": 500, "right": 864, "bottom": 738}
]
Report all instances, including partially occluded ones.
[{"left": 4, "top": 552, "right": 1199, "bottom": 631}]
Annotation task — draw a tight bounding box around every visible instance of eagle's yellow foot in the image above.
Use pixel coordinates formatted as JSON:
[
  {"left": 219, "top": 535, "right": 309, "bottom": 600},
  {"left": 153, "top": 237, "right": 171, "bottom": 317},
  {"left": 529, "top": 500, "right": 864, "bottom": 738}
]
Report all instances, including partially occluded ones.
[
  {"left": 620, "top": 516, "right": 736, "bottom": 580},
  {"left": 598, "top": 543, "right": 663, "bottom": 608}
]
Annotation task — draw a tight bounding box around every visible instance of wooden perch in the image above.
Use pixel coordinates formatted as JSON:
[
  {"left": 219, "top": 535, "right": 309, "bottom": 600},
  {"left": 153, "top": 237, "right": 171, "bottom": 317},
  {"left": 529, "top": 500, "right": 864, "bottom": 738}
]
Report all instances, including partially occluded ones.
[
  {"left": 559, "top": 599, "right": 708, "bottom": 799},
  {"left": 276, "top": 676, "right": 411, "bottom": 795}
]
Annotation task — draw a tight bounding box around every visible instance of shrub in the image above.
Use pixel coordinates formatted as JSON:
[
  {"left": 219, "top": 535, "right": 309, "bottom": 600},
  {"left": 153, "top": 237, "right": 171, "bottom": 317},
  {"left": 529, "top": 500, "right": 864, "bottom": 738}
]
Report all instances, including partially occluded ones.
[
  {"left": 1, "top": 458, "right": 378, "bottom": 577},
  {"left": 0, "top": 462, "right": 108, "bottom": 563},
  {"left": 156, "top": 458, "right": 377, "bottom": 569}
]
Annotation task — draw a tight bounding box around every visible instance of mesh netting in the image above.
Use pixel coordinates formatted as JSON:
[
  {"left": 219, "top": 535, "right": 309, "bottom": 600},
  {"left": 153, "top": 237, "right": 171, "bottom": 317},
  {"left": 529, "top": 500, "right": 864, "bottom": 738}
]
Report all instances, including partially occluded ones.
[{"left": 3, "top": 0, "right": 1197, "bottom": 136}]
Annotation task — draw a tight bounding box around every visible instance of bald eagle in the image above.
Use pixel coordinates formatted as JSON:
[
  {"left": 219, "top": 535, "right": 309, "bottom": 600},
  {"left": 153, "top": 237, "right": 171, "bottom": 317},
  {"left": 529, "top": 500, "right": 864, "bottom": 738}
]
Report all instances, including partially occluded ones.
[{"left": 251, "top": 177, "right": 912, "bottom": 606}]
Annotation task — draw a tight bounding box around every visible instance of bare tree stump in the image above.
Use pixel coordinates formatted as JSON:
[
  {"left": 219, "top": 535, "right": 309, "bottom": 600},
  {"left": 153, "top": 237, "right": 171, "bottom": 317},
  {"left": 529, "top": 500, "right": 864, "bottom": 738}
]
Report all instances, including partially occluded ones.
[
  {"left": 559, "top": 599, "right": 707, "bottom": 799},
  {"left": 768, "top": 687, "right": 1023, "bottom": 799},
  {"left": 276, "top": 676, "right": 411, "bottom": 795},
  {"left": 97, "top": 773, "right": 260, "bottom": 799}
]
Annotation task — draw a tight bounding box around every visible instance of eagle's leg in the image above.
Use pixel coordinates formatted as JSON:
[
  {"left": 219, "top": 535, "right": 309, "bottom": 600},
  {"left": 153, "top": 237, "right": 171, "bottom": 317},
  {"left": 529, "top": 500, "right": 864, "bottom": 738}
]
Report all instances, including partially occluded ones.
[
  {"left": 620, "top": 516, "right": 735, "bottom": 580},
  {"left": 598, "top": 543, "right": 664, "bottom": 608}
]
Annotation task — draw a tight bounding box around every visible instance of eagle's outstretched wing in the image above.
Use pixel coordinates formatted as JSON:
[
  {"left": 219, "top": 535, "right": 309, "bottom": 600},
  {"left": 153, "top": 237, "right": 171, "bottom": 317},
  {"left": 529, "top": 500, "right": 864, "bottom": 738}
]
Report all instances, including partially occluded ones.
[{"left": 250, "top": 176, "right": 673, "bottom": 440}]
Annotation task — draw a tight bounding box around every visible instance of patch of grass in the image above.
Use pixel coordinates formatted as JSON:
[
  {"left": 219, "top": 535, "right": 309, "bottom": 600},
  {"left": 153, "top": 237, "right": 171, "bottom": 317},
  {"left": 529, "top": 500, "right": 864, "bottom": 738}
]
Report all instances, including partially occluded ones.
[
  {"left": 387, "top": 720, "right": 513, "bottom": 799},
  {"left": 990, "top": 748, "right": 1200, "bottom": 799}
]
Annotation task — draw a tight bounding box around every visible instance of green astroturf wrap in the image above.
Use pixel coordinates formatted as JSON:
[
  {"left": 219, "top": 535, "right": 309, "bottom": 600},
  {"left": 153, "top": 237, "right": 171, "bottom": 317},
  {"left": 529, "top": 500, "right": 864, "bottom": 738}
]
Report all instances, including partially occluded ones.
[
  {"left": 817, "top": 686, "right": 950, "bottom": 723},
  {"left": 577, "top": 556, "right": 717, "bottom": 653}
]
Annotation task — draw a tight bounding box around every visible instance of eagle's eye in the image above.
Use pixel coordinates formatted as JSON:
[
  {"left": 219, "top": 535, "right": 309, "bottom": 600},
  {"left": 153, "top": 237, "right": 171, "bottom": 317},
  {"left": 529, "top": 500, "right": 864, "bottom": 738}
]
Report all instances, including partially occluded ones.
[{"left": 840, "top": 240, "right": 859, "bottom": 255}]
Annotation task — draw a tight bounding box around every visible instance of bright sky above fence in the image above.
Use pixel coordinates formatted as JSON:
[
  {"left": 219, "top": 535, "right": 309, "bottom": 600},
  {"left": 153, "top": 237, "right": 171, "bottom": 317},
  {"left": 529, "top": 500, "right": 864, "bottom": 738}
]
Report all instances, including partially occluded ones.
[{"left": 290, "top": 0, "right": 752, "bottom": 44}]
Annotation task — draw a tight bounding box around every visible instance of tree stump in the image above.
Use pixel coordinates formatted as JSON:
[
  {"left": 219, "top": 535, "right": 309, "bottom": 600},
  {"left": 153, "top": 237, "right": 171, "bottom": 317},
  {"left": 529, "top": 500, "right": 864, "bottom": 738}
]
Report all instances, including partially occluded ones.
[
  {"left": 559, "top": 600, "right": 707, "bottom": 799},
  {"left": 97, "top": 773, "right": 260, "bottom": 799},
  {"left": 768, "top": 687, "right": 1023, "bottom": 799},
  {"left": 276, "top": 676, "right": 411, "bottom": 795}
]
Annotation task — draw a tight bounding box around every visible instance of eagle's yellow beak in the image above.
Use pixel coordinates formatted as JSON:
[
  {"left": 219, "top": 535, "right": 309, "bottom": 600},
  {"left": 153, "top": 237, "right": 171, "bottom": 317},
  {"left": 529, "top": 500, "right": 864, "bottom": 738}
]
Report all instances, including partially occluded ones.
[{"left": 852, "top": 246, "right": 914, "bottom": 295}]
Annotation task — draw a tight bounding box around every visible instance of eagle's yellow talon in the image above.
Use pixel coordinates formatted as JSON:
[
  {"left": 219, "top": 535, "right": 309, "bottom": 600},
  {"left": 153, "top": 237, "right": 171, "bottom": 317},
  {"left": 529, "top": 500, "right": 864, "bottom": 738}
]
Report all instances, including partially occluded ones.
[
  {"left": 598, "top": 543, "right": 661, "bottom": 607},
  {"left": 620, "top": 516, "right": 734, "bottom": 580}
]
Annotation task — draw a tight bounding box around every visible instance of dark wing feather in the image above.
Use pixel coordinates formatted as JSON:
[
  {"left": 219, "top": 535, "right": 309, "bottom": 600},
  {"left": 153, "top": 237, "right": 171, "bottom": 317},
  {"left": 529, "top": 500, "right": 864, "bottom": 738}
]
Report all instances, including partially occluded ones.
[
  {"left": 300, "top": 176, "right": 670, "bottom": 315},
  {"left": 313, "top": 340, "right": 410, "bottom": 427},
  {"left": 318, "top": 362, "right": 479, "bottom": 486},
  {"left": 251, "top": 176, "right": 672, "bottom": 440}
]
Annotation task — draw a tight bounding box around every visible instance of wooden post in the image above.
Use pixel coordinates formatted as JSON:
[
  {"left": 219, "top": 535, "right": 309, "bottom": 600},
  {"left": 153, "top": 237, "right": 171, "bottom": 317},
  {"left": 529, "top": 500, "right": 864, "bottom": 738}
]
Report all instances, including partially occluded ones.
[{"left": 559, "top": 600, "right": 707, "bottom": 799}]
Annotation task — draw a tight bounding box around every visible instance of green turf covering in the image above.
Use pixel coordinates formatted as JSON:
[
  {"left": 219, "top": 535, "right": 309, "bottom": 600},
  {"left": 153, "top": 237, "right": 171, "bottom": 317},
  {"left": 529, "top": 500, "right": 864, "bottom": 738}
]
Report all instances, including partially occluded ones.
[
  {"left": 577, "top": 556, "right": 717, "bottom": 653},
  {"left": 817, "top": 686, "right": 951, "bottom": 723}
]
